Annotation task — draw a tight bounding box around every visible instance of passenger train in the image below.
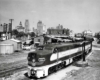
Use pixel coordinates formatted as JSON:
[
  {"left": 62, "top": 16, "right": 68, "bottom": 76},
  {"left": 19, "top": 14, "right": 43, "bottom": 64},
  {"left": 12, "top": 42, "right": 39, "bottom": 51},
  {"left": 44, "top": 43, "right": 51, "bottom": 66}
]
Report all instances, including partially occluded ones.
[{"left": 27, "top": 40, "right": 93, "bottom": 78}]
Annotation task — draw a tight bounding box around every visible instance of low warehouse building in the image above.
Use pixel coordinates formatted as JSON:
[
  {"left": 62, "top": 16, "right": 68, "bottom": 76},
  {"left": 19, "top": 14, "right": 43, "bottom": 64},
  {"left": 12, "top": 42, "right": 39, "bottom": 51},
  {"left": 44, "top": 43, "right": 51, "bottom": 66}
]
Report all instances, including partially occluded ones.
[
  {"left": 0, "top": 44, "right": 14, "bottom": 54},
  {"left": 0, "top": 38, "right": 22, "bottom": 51}
]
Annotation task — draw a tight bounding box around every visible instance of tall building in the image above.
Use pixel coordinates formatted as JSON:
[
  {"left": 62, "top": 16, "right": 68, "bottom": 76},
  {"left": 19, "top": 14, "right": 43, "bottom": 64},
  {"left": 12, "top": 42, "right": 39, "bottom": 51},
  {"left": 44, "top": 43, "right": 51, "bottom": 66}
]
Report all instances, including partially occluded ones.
[
  {"left": 33, "top": 27, "right": 37, "bottom": 34},
  {"left": 25, "top": 19, "right": 29, "bottom": 33},
  {"left": 16, "top": 22, "right": 25, "bottom": 32},
  {"left": 56, "top": 24, "right": 63, "bottom": 29},
  {"left": 47, "top": 27, "right": 71, "bottom": 36},
  {"left": 8, "top": 23, "right": 12, "bottom": 32},
  {"left": 37, "top": 20, "right": 43, "bottom": 35}
]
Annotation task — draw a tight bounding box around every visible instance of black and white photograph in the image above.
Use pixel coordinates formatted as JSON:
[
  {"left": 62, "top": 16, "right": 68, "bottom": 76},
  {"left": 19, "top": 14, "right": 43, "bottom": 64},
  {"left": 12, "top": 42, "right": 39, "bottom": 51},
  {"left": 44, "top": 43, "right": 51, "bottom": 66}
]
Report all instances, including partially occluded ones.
[{"left": 0, "top": 0, "right": 99, "bottom": 80}]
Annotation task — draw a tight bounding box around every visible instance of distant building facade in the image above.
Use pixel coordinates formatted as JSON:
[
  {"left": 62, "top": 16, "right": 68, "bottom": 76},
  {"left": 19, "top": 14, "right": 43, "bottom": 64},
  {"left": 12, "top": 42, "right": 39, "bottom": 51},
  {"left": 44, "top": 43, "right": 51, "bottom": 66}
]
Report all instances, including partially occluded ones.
[
  {"left": 34, "top": 35, "right": 44, "bottom": 45},
  {"left": 0, "top": 38, "right": 22, "bottom": 51},
  {"left": 37, "top": 21, "right": 43, "bottom": 35},
  {"left": 0, "top": 23, "right": 12, "bottom": 40},
  {"left": 25, "top": 19, "right": 29, "bottom": 33},
  {"left": 47, "top": 28, "right": 70, "bottom": 36},
  {"left": 75, "top": 33, "right": 83, "bottom": 38},
  {"left": 16, "top": 22, "right": 25, "bottom": 32},
  {"left": 83, "top": 30, "right": 93, "bottom": 37},
  {"left": 56, "top": 24, "right": 63, "bottom": 29},
  {"left": 33, "top": 27, "right": 37, "bottom": 35}
]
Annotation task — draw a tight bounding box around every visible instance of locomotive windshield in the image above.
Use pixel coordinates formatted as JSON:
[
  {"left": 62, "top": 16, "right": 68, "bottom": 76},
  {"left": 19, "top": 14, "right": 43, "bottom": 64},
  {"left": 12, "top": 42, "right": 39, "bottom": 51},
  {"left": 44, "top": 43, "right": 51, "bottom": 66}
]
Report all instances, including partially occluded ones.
[
  {"left": 27, "top": 52, "right": 37, "bottom": 61},
  {"left": 28, "top": 52, "right": 46, "bottom": 66},
  {"left": 27, "top": 52, "right": 37, "bottom": 66}
]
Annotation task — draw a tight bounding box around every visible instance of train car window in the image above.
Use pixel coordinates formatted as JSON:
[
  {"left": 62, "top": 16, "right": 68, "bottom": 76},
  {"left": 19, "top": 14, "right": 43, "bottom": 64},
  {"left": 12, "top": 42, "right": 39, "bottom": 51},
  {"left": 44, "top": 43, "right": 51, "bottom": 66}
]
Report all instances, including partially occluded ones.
[
  {"left": 62, "top": 46, "right": 68, "bottom": 51},
  {"left": 64, "top": 45, "right": 71, "bottom": 50},
  {"left": 57, "top": 47, "right": 62, "bottom": 52},
  {"left": 74, "top": 44, "right": 80, "bottom": 48},
  {"left": 68, "top": 45, "right": 73, "bottom": 50},
  {"left": 57, "top": 46, "right": 69, "bottom": 52}
]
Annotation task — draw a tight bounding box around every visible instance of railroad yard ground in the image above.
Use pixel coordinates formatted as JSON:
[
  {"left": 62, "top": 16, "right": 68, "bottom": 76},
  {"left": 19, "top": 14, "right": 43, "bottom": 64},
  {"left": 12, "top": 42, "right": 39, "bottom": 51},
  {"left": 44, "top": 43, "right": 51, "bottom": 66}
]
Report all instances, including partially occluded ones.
[
  {"left": 0, "top": 40, "right": 100, "bottom": 80},
  {"left": 0, "top": 49, "right": 29, "bottom": 79},
  {"left": 62, "top": 41, "right": 100, "bottom": 80}
]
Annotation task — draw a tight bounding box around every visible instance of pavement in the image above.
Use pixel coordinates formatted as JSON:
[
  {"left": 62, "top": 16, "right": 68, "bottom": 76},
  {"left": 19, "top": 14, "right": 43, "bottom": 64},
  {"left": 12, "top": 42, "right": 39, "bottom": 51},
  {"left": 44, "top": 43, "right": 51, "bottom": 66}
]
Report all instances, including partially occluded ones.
[{"left": 62, "top": 43, "right": 100, "bottom": 80}]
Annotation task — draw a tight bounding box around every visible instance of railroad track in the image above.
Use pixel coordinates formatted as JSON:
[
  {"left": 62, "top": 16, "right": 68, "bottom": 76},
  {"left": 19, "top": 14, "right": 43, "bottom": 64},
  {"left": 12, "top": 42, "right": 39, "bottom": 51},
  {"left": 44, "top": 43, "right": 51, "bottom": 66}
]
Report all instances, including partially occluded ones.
[{"left": 0, "top": 64, "right": 27, "bottom": 77}]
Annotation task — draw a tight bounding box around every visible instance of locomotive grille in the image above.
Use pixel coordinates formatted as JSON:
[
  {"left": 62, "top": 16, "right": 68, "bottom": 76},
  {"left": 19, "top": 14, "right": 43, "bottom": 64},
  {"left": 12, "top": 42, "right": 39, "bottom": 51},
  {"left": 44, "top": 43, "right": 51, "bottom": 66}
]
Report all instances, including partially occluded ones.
[{"left": 31, "top": 69, "right": 36, "bottom": 75}]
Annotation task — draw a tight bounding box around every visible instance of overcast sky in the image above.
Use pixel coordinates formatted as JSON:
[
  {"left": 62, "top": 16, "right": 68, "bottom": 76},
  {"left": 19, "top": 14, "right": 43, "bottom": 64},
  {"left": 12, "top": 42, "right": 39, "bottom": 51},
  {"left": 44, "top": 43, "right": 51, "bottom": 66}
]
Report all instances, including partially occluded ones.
[{"left": 0, "top": 0, "right": 100, "bottom": 33}]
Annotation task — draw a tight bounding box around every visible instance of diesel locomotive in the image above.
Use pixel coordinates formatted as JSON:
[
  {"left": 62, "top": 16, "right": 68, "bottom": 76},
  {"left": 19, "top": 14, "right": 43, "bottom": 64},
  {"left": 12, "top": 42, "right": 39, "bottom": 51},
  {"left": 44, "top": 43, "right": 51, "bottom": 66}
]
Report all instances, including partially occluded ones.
[{"left": 27, "top": 40, "right": 92, "bottom": 78}]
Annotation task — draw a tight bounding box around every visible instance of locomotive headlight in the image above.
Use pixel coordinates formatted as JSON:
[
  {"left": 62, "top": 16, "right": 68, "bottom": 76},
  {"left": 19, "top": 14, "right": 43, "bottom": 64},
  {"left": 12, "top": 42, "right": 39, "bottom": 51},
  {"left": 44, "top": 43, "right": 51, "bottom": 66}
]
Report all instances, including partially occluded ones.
[
  {"left": 32, "top": 59, "right": 36, "bottom": 66},
  {"left": 32, "top": 59, "right": 35, "bottom": 62}
]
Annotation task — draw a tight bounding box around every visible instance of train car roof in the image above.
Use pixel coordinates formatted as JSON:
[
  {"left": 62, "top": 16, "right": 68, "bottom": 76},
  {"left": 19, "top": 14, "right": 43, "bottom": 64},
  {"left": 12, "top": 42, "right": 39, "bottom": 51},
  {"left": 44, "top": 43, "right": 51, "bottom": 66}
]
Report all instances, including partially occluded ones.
[
  {"left": 43, "top": 42, "right": 82, "bottom": 48},
  {"left": 29, "top": 41, "right": 90, "bottom": 56}
]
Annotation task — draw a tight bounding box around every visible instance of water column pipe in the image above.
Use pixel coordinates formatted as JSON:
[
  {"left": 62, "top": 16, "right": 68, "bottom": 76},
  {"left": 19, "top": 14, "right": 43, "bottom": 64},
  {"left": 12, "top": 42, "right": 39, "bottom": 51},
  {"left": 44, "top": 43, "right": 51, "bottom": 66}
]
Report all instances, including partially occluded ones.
[
  {"left": 82, "top": 36, "right": 86, "bottom": 61},
  {"left": 82, "top": 41, "right": 86, "bottom": 61}
]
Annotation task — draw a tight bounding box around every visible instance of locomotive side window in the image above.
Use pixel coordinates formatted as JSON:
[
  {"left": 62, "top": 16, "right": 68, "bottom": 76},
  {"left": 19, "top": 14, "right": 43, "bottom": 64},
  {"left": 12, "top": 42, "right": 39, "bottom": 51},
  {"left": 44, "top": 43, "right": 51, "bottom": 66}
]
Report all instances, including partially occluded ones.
[
  {"left": 74, "top": 44, "right": 80, "bottom": 48},
  {"left": 56, "top": 45, "right": 70, "bottom": 52},
  {"left": 55, "top": 44, "right": 78, "bottom": 53}
]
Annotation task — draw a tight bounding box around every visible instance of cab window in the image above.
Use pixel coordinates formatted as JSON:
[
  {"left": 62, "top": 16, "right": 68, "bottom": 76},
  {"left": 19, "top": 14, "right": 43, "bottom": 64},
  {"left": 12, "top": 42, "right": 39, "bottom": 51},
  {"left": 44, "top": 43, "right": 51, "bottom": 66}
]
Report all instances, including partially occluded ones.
[{"left": 53, "top": 48, "right": 58, "bottom": 53}]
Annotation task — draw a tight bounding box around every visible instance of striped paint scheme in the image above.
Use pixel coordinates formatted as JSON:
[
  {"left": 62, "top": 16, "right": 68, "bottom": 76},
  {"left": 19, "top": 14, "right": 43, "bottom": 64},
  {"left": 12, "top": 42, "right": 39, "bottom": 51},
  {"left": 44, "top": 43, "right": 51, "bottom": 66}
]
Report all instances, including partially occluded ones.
[{"left": 50, "top": 44, "right": 91, "bottom": 61}]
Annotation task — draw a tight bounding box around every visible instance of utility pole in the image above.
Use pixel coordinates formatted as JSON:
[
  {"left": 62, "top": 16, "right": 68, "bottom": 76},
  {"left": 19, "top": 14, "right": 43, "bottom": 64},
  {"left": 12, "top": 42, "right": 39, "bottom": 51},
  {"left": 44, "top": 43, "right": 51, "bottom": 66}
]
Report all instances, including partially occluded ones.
[{"left": 9, "top": 19, "right": 14, "bottom": 38}]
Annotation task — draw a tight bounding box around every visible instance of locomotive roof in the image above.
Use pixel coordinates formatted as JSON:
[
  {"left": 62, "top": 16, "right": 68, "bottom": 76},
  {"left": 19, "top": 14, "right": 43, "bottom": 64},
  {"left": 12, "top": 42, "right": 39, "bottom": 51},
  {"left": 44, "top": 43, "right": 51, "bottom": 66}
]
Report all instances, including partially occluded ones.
[
  {"left": 29, "top": 41, "right": 89, "bottom": 56},
  {"left": 43, "top": 42, "right": 82, "bottom": 48}
]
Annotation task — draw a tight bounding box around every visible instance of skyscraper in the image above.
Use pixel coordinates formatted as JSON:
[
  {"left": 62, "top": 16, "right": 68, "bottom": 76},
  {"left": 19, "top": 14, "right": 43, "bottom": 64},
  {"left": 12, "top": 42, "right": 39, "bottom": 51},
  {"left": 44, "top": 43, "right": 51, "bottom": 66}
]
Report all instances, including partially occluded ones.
[
  {"left": 25, "top": 19, "right": 29, "bottom": 33},
  {"left": 37, "top": 20, "right": 43, "bottom": 35},
  {"left": 16, "top": 21, "right": 25, "bottom": 32}
]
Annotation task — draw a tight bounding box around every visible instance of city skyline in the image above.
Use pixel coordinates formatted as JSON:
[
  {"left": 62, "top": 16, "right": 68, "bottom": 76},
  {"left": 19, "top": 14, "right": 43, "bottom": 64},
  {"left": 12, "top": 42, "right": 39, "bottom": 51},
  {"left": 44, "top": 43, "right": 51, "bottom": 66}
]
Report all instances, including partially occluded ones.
[{"left": 0, "top": 0, "right": 100, "bottom": 34}]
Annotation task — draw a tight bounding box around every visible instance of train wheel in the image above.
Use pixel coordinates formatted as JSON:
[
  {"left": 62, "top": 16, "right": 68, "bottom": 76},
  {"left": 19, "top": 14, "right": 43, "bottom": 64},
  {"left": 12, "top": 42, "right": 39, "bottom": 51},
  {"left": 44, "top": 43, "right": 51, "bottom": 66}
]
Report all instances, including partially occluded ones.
[
  {"left": 48, "top": 67, "right": 55, "bottom": 74},
  {"left": 58, "top": 64, "right": 61, "bottom": 69},
  {"left": 55, "top": 66, "right": 58, "bottom": 71},
  {"left": 60, "top": 63, "right": 63, "bottom": 68},
  {"left": 62, "top": 61, "right": 66, "bottom": 67},
  {"left": 73, "top": 57, "right": 76, "bottom": 61},
  {"left": 48, "top": 68, "right": 52, "bottom": 75}
]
